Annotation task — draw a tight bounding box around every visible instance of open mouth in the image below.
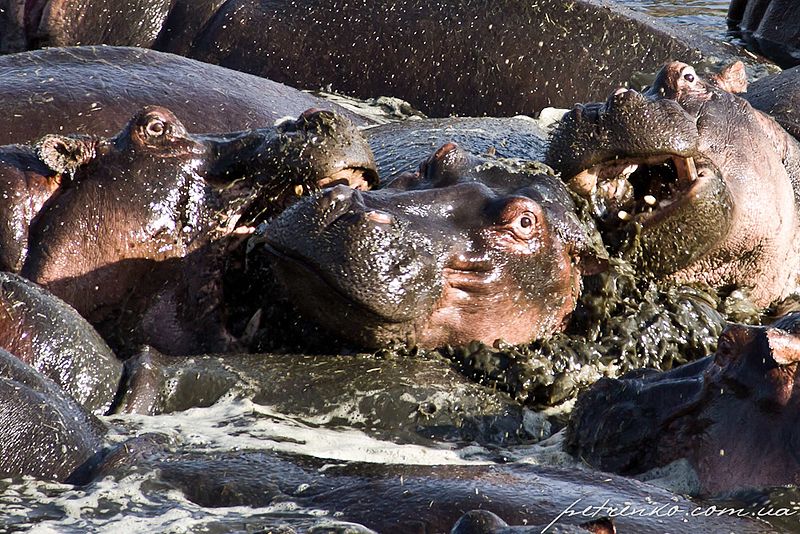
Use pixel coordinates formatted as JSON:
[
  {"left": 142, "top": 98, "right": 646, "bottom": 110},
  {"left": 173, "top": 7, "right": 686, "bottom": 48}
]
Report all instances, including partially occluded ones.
[
  {"left": 316, "top": 167, "right": 377, "bottom": 192},
  {"left": 567, "top": 154, "right": 701, "bottom": 228}
]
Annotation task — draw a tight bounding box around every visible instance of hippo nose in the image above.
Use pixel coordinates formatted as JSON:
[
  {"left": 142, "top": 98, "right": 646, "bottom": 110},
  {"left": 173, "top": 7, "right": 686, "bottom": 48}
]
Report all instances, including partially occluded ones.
[
  {"left": 317, "top": 184, "right": 360, "bottom": 222},
  {"left": 420, "top": 143, "right": 471, "bottom": 186}
]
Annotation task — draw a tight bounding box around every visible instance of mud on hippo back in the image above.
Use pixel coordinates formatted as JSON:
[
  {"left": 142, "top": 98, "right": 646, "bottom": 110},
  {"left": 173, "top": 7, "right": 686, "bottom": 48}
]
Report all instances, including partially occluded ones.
[
  {"left": 547, "top": 60, "right": 800, "bottom": 307},
  {"left": 12, "top": 105, "right": 375, "bottom": 355},
  {"left": 260, "top": 143, "right": 604, "bottom": 350}
]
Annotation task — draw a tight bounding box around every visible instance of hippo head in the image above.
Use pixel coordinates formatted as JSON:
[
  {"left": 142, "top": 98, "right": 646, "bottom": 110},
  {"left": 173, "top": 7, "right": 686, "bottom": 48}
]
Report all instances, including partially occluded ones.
[
  {"left": 547, "top": 61, "right": 800, "bottom": 306},
  {"left": 567, "top": 312, "right": 800, "bottom": 495},
  {"left": 263, "top": 143, "right": 604, "bottom": 349},
  {"left": 21, "top": 105, "right": 376, "bottom": 326}
]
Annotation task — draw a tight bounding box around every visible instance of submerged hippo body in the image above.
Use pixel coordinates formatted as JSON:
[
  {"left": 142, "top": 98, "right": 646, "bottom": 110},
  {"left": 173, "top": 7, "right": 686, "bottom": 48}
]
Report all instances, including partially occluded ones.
[
  {"left": 78, "top": 445, "right": 768, "bottom": 533},
  {"left": 19, "top": 106, "right": 376, "bottom": 355},
  {"left": 0, "top": 348, "right": 104, "bottom": 480},
  {"left": 547, "top": 61, "right": 800, "bottom": 307},
  {"left": 116, "top": 347, "right": 540, "bottom": 447},
  {"left": 728, "top": 0, "right": 800, "bottom": 68},
  {"left": 263, "top": 144, "right": 602, "bottom": 350},
  {"left": 567, "top": 312, "right": 800, "bottom": 496},
  {"left": 745, "top": 66, "right": 800, "bottom": 141},
  {"left": 0, "top": 46, "right": 366, "bottom": 146},
  {"left": 4, "top": 1, "right": 757, "bottom": 117}
]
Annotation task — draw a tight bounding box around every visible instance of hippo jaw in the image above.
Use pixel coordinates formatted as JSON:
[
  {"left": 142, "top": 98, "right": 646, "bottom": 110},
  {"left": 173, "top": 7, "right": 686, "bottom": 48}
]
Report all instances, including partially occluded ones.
[{"left": 546, "top": 62, "right": 800, "bottom": 297}]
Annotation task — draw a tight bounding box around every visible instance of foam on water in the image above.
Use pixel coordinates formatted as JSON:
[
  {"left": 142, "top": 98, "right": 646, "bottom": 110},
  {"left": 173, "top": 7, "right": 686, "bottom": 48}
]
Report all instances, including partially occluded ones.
[{"left": 106, "top": 394, "right": 492, "bottom": 466}]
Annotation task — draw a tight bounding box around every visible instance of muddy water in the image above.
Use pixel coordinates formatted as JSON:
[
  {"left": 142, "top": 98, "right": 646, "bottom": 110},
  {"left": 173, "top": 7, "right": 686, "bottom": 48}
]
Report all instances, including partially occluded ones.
[{"left": 1, "top": 3, "right": 792, "bottom": 534}]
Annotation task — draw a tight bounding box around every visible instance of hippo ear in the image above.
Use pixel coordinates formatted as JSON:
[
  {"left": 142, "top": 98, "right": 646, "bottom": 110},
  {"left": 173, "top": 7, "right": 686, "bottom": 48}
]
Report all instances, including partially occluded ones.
[
  {"left": 710, "top": 61, "right": 748, "bottom": 94},
  {"left": 36, "top": 135, "right": 96, "bottom": 176},
  {"left": 767, "top": 328, "right": 800, "bottom": 365},
  {"left": 581, "top": 517, "right": 616, "bottom": 534}
]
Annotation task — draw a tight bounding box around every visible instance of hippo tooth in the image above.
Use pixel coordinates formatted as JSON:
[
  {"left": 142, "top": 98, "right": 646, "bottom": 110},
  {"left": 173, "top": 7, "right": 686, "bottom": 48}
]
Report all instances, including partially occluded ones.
[
  {"left": 617, "top": 210, "right": 631, "bottom": 221},
  {"left": 569, "top": 169, "right": 598, "bottom": 195},
  {"left": 294, "top": 184, "right": 304, "bottom": 196},
  {"left": 673, "top": 156, "right": 699, "bottom": 184},
  {"left": 621, "top": 163, "right": 638, "bottom": 178},
  {"left": 644, "top": 195, "right": 656, "bottom": 206}
]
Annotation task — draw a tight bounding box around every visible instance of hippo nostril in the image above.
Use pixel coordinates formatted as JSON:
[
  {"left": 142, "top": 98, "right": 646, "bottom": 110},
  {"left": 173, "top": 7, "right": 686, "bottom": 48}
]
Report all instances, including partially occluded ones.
[{"left": 364, "top": 210, "right": 393, "bottom": 225}]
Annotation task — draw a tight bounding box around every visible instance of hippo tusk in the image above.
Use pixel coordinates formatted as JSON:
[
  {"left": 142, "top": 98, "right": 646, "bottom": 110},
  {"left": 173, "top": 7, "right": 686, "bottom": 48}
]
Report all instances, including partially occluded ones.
[
  {"left": 568, "top": 168, "right": 598, "bottom": 196},
  {"left": 673, "top": 156, "right": 698, "bottom": 184}
]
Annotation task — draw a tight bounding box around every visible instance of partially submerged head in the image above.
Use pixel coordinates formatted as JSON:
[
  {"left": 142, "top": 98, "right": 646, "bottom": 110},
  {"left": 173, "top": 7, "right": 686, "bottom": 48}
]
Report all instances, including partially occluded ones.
[
  {"left": 263, "top": 143, "right": 603, "bottom": 349},
  {"left": 567, "top": 312, "right": 800, "bottom": 495}
]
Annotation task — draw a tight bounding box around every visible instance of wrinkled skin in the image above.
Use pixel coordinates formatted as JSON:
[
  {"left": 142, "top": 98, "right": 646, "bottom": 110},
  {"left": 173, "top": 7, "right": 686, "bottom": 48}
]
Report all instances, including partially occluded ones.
[
  {"left": 2, "top": 1, "right": 758, "bottom": 116},
  {"left": 728, "top": 0, "right": 800, "bottom": 68},
  {"left": 567, "top": 312, "right": 800, "bottom": 496},
  {"left": 745, "top": 66, "right": 800, "bottom": 141},
  {"left": 263, "top": 144, "right": 602, "bottom": 349},
  {"left": 0, "top": 348, "right": 104, "bottom": 481},
  {"left": 19, "top": 106, "right": 376, "bottom": 355},
  {"left": 72, "top": 442, "right": 768, "bottom": 533},
  {"left": 0, "top": 273, "right": 120, "bottom": 414},
  {"left": 365, "top": 116, "right": 549, "bottom": 183},
  {"left": 0, "top": 46, "right": 367, "bottom": 146},
  {"left": 547, "top": 61, "right": 800, "bottom": 307},
  {"left": 26, "top": 0, "right": 173, "bottom": 49}
]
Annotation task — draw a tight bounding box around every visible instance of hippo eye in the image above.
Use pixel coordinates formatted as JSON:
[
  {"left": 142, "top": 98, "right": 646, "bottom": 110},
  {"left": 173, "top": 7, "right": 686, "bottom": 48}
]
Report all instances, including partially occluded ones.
[
  {"left": 683, "top": 73, "right": 695, "bottom": 83},
  {"left": 511, "top": 211, "right": 537, "bottom": 240},
  {"left": 681, "top": 67, "right": 697, "bottom": 84},
  {"left": 145, "top": 118, "right": 166, "bottom": 138}
]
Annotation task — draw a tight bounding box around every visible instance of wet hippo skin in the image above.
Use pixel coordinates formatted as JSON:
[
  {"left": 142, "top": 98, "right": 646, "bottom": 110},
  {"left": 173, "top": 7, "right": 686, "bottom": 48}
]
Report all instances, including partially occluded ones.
[
  {"left": 567, "top": 312, "right": 800, "bottom": 496},
  {"left": 547, "top": 61, "right": 800, "bottom": 307},
  {"left": 745, "top": 66, "right": 800, "bottom": 141},
  {"left": 262, "top": 144, "right": 604, "bottom": 349},
  {"left": 0, "top": 349, "right": 105, "bottom": 481},
  {"left": 728, "top": 0, "right": 800, "bottom": 68},
  {"left": 0, "top": 46, "right": 369, "bottom": 146},
  {"left": 18, "top": 106, "right": 376, "bottom": 355}
]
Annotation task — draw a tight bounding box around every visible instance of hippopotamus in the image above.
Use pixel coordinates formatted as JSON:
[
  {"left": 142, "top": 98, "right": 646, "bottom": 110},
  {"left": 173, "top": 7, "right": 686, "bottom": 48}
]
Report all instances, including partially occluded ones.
[
  {"left": 744, "top": 66, "right": 800, "bottom": 141},
  {"left": 0, "top": 272, "right": 120, "bottom": 414},
  {"left": 567, "top": 312, "right": 800, "bottom": 497},
  {"left": 114, "top": 347, "right": 541, "bottom": 447},
  {"left": 546, "top": 61, "right": 800, "bottom": 307},
  {"left": 3, "top": 1, "right": 761, "bottom": 117},
  {"left": 0, "top": 349, "right": 104, "bottom": 480},
  {"left": 68, "top": 443, "right": 768, "bottom": 533},
  {"left": 16, "top": 105, "right": 376, "bottom": 355},
  {"left": 0, "top": 46, "right": 369, "bottom": 146},
  {"left": 261, "top": 143, "right": 604, "bottom": 349},
  {"left": 728, "top": 0, "right": 800, "bottom": 68}
]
